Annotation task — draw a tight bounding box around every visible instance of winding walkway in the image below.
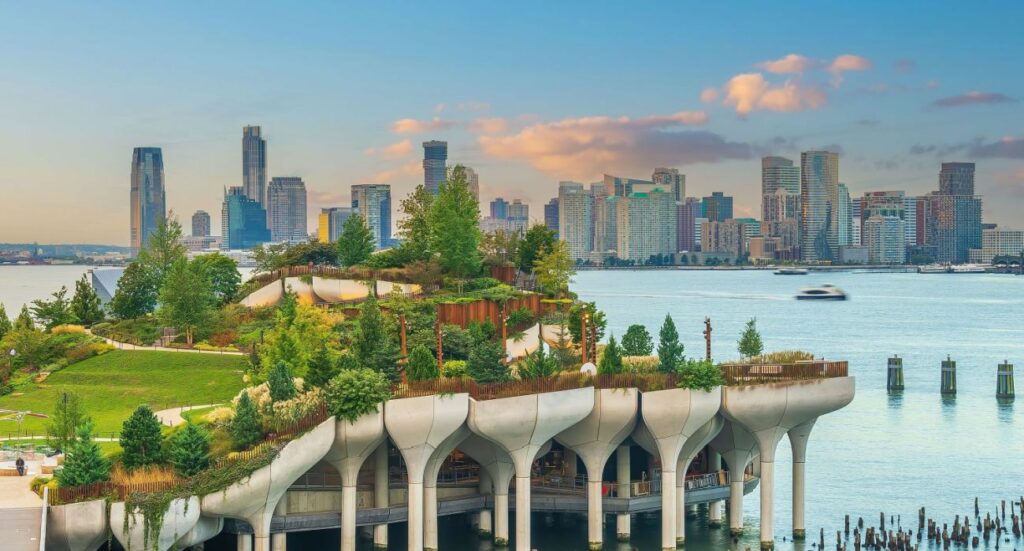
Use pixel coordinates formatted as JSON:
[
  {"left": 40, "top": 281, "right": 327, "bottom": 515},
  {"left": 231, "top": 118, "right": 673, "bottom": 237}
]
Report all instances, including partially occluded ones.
[
  {"left": 154, "top": 404, "right": 222, "bottom": 427},
  {"left": 90, "top": 332, "right": 243, "bottom": 355}
]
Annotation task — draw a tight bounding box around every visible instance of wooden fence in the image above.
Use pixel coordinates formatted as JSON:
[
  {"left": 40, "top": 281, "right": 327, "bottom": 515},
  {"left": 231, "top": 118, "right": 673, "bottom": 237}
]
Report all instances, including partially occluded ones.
[
  {"left": 435, "top": 294, "right": 564, "bottom": 329},
  {"left": 720, "top": 360, "right": 848, "bottom": 385}
]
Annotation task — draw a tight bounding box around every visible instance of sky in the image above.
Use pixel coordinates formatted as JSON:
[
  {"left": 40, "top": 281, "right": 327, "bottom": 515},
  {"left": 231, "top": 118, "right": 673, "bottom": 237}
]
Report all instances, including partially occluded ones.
[{"left": 1, "top": 1, "right": 1023, "bottom": 245}]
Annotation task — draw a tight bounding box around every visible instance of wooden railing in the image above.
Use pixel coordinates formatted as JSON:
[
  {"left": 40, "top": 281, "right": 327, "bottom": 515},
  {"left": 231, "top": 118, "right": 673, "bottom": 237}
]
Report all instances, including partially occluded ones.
[{"left": 720, "top": 360, "right": 848, "bottom": 385}]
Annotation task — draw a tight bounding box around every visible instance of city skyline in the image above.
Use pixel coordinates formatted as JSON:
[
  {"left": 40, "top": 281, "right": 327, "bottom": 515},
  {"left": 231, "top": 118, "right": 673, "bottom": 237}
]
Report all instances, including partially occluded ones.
[{"left": 2, "top": 3, "right": 1023, "bottom": 245}]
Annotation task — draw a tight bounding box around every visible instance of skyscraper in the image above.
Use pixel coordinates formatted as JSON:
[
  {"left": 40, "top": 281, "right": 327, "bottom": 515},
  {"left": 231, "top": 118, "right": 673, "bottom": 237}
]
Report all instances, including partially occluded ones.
[
  {"left": 837, "top": 183, "right": 852, "bottom": 247},
  {"left": 351, "top": 184, "right": 392, "bottom": 249},
  {"left": 221, "top": 187, "right": 270, "bottom": 250},
  {"left": 939, "top": 162, "right": 976, "bottom": 196},
  {"left": 544, "top": 198, "right": 559, "bottom": 235},
  {"left": 318, "top": 207, "right": 356, "bottom": 243},
  {"left": 507, "top": 200, "right": 529, "bottom": 235},
  {"left": 129, "top": 147, "right": 166, "bottom": 256},
  {"left": 191, "top": 210, "right": 211, "bottom": 237},
  {"left": 652, "top": 167, "right": 686, "bottom": 203},
  {"left": 925, "top": 162, "right": 982, "bottom": 263},
  {"left": 863, "top": 215, "right": 906, "bottom": 264},
  {"left": 558, "top": 184, "right": 594, "bottom": 262},
  {"left": 423, "top": 140, "right": 447, "bottom": 194},
  {"left": 603, "top": 173, "right": 654, "bottom": 197},
  {"left": 267, "top": 177, "right": 308, "bottom": 243},
  {"left": 490, "top": 198, "right": 509, "bottom": 220},
  {"left": 702, "top": 192, "right": 734, "bottom": 222},
  {"left": 616, "top": 190, "right": 676, "bottom": 262},
  {"left": 242, "top": 126, "right": 267, "bottom": 207},
  {"left": 761, "top": 156, "right": 800, "bottom": 195},
  {"left": 677, "top": 198, "right": 703, "bottom": 252},
  {"left": 800, "top": 150, "right": 840, "bottom": 262},
  {"left": 465, "top": 167, "right": 480, "bottom": 201}
]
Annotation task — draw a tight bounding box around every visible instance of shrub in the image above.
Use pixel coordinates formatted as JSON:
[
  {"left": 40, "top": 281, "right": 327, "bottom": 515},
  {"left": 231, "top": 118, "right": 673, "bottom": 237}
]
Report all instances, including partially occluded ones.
[
  {"left": 119, "top": 405, "right": 164, "bottom": 470},
  {"left": 621, "top": 324, "right": 653, "bottom": 356},
  {"left": 325, "top": 368, "right": 392, "bottom": 422},
  {"left": 728, "top": 350, "right": 815, "bottom": 365},
  {"left": 51, "top": 324, "right": 86, "bottom": 335},
  {"left": 442, "top": 360, "right": 468, "bottom": 378},
  {"left": 267, "top": 361, "right": 297, "bottom": 402},
  {"left": 598, "top": 335, "right": 624, "bottom": 375},
  {"left": 270, "top": 388, "right": 326, "bottom": 432},
  {"left": 169, "top": 423, "right": 211, "bottom": 477},
  {"left": 57, "top": 421, "right": 110, "bottom": 487},
  {"left": 230, "top": 392, "right": 264, "bottom": 450},
  {"left": 676, "top": 358, "right": 725, "bottom": 391},
  {"left": 407, "top": 345, "right": 439, "bottom": 381},
  {"left": 207, "top": 330, "right": 238, "bottom": 348},
  {"left": 623, "top": 355, "right": 660, "bottom": 374},
  {"left": 204, "top": 407, "right": 235, "bottom": 427},
  {"left": 518, "top": 346, "right": 557, "bottom": 380},
  {"left": 505, "top": 307, "right": 535, "bottom": 329},
  {"left": 467, "top": 341, "right": 509, "bottom": 383}
]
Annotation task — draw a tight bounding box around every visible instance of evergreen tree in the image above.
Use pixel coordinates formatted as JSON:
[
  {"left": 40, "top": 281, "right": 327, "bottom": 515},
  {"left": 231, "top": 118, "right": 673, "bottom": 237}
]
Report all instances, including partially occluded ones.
[
  {"left": 230, "top": 392, "right": 263, "bottom": 450},
  {"left": 406, "top": 345, "right": 438, "bottom": 381},
  {"left": 467, "top": 340, "right": 509, "bottom": 383},
  {"left": 567, "top": 302, "right": 607, "bottom": 344},
  {"left": 337, "top": 214, "right": 376, "bottom": 267},
  {"left": 430, "top": 165, "right": 482, "bottom": 277},
  {"left": 335, "top": 352, "right": 359, "bottom": 372},
  {"left": 169, "top": 422, "right": 211, "bottom": 477},
  {"left": 304, "top": 345, "right": 338, "bottom": 389},
  {"left": 30, "top": 286, "right": 77, "bottom": 330},
  {"left": 119, "top": 404, "right": 164, "bottom": 470},
  {"left": 533, "top": 240, "right": 575, "bottom": 297},
  {"left": 516, "top": 224, "right": 557, "bottom": 273},
  {"left": 657, "top": 314, "right": 684, "bottom": 374},
  {"left": 621, "top": 324, "right": 654, "bottom": 356},
  {"left": 47, "top": 390, "right": 89, "bottom": 451},
  {"left": 737, "top": 318, "right": 764, "bottom": 359},
  {"left": 108, "top": 261, "right": 159, "bottom": 319},
  {"left": 354, "top": 298, "right": 400, "bottom": 381},
  {"left": 396, "top": 184, "right": 435, "bottom": 261},
  {"left": 598, "top": 334, "right": 624, "bottom": 375},
  {"left": 158, "top": 259, "right": 216, "bottom": 345},
  {"left": 15, "top": 305, "right": 35, "bottom": 330},
  {"left": 519, "top": 345, "right": 558, "bottom": 379},
  {"left": 56, "top": 421, "right": 110, "bottom": 487},
  {"left": 70, "top": 275, "right": 104, "bottom": 326},
  {"left": 0, "top": 304, "right": 11, "bottom": 341},
  {"left": 267, "top": 361, "right": 296, "bottom": 402}
]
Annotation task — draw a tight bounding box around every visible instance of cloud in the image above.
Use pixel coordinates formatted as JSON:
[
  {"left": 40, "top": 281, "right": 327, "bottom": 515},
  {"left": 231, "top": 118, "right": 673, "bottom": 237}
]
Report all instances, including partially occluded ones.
[
  {"left": 757, "top": 54, "right": 814, "bottom": 74},
  {"left": 700, "top": 87, "right": 720, "bottom": 103},
  {"left": 390, "top": 117, "right": 457, "bottom": 134},
  {"left": 308, "top": 190, "right": 350, "bottom": 206},
  {"left": 468, "top": 117, "right": 510, "bottom": 134},
  {"left": 930, "top": 91, "right": 1018, "bottom": 109},
  {"left": 719, "top": 73, "right": 827, "bottom": 116},
  {"left": 894, "top": 59, "right": 915, "bottom": 74},
  {"left": 365, "top": 139, "right": 413, "bottom": 159},
  {"left": 910, "top": 136, "right": 1024, "bottom": 159},
  {"left": 827, "top": 54, "right": 872, "bottom": 86},
  {"left": 370, "top": 161, "right": 422, "bottom": 183},
  {"left": 478, "top": 111, "right": 754, "bottom": 180}
]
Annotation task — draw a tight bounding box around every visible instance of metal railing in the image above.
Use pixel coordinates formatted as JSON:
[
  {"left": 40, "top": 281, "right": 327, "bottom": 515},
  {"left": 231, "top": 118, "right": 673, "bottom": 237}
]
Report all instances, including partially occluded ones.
[{"left": 720, "top": 360, "right": 848, "bottom": 385}]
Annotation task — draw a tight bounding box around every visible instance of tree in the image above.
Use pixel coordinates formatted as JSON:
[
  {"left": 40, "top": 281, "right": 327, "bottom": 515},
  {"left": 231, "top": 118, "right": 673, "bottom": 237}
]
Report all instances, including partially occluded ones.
[
  {"left": 267, "top": 361, "right": 297, "bottom": 402},
  {"left": 737, "top": 317, "right": 764, "bottom": 358},
  {"left": 406, "top": 345, "right": 439, "bottom": 381},
  {"left": 108, "top": 261, "right": 159, "bottom": 319},
  {"left": 70, "top": 275, "right": 104, "bottom": 326},
  {"left": 621, "top": 324, "right": 654, "bottom": 356},
  {"left": 549, "top": 325, "right": 579, "bottom": 371},
  {"left": 598, "top": 334, "right": 624, "bottom": 374},
  {"left": 467, "top": 340, "right": 509, "bottom": 383},
  {"left": 137, "top": 214, "right": 187, "bottom": 285},
  {"left": 657, "top": 314, "right": 684, "bottom": 374},
  {"left": 324, "top": 367, "right": 392, "bottom": 422},
  {"left": 192, "top": 253, "right": 241, "bottom": 304},
  {"left": 14, "top": 305, "right": 34, "bottom": 331},
  {"left": 305, "top": 345, "right": 338, "bottom": 389},
  {"left": 169, "top": 422, "right": 211, "bottom": 477},
  {"left": 56, "top": 421, "right": 109, "bottom": 486},
  {"left": 159, "top": 259, "right": 216, "bottom": 346},
  {"left": 430, "top": 165, "right": 482, "bottom": 277},
  {"left": 0, "top": 304, "right": 11, "bottom": 342},
  {"left": 30, "top": 286, "right": 77, "bottom": 330},
  {"left": 516, "top": 224, "right": 557, "bottom": 273},
  {"left": 519, "top": 346, "right": 558, "bottom": 379},
  {"left": 251, "top": 242, "right": 290, "bottom": 274},
  {"left": 397, "top": 184, "right": 435, "bottom": 261},
  {"left": 480, "top": 229, "right": 520, "bottom": 266},
  {"left": 47, "top": 390, "right": 89, "bottom": 451},
  {"left": 119, "top": 404, "right": 164, "bottom": 470},
  {"left": 353, "top": 298, "right": 400, "bottom": 381},
  {"left": 230, "top": 392, "right": 263, "bottom": 450},
  {"left": 568, "top": 302, "right": 607, "bottom": 344},
  {"left": 533, "top": 240, "right": 575, "bottom": 298},
  {"left": 676, "top": 358, "right": 725, "bottom": 391},
  {"left": 337, "top": 214, "right": 375, "bottom": 267}
]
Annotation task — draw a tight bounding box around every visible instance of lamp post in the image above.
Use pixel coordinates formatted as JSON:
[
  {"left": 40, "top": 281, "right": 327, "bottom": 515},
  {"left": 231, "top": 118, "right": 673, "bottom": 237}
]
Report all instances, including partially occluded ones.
[{"left": 580, "top": 312, "right": 589, "bottom": 364}]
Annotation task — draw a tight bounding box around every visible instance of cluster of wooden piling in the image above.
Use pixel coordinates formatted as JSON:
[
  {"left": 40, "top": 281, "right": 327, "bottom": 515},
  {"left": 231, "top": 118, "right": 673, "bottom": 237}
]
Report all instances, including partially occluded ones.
[{"left": 884, "top": 356, "right": 1015, "bottom": 400}]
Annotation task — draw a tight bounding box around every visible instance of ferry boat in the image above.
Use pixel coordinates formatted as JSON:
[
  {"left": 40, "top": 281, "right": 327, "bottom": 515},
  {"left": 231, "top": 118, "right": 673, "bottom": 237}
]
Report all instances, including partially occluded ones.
[
  {"left": 796, "top": 284, "right": 848, "bottom": 301},
  {"left": 918, "top": 263, "right": 987, "bottom": 274},
  {"left": 774, "top": 268, "right": 809, "bottom": 275}
]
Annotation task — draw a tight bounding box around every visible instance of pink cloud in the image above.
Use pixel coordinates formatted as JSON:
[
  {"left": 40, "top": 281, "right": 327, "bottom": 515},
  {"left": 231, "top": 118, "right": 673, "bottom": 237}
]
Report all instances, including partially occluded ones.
[
  {"left": 365, "top": 139, "right": 413, "bottom": 159},
  {"left": 370, "top": 161, "right": 422, "bottom": 183},
  {"left": 931, "top": 91, "right": 1018, "bottom": 108},
  {"left": 757, "top": 54, "right": 814, "bottom": 74},
  {"left": 700, "top": 87, "right": 720, "bottom": 103},
  {"left": 720, "top": 73, "right": 827, "bottom": 116},
  {"left": 391, "top": 117, "right": 456, "bottom": 134},
  {"left": 828, "top": 54, "right": 872, "bottom": 86},
  {"left": 468, "top": 117, "right": 510, "bottom": 134}
]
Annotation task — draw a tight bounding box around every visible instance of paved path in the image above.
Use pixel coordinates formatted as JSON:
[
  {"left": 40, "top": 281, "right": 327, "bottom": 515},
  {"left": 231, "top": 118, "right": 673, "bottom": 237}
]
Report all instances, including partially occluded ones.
[
  {"left": 154, "top": 404, "right": 222, "bottom": 427},
  {"left": 91, "top": 332, "right": 243, "bottom": 355}
]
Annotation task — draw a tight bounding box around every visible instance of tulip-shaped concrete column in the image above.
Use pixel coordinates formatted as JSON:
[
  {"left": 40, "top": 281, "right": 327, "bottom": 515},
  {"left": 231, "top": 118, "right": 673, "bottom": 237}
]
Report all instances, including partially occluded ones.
[
  {"left": 373, "top": 443, "right": 389, "bottom": 549},
  {"left": 175, "top": 516, "right": 224, "bottom": 550},
  {"left": 615, "top": 445, "right": 631, "bottom": 541},
  {"left": 722, "top": 378, "right": 854, "bottom": 550},
  {"left": 424, "top": 425, "right": 471, "bottom": 551},
  {"left": 323, "top": 410, "right": 387, "bottom": 551},
  {"left": 708, "top": 451, "right": 723, "bottom": 527},
  {"left": 459, "top": 433, "right": 517, "bottom": 546},
  {"left": 638, "top": 387, "right": 721, "bottom": 551},
  {"left": 202, "top": 417, "right": 335, "bottom": 551},
  {"left": 468, "top": 388, "right": 595, "bottom": 551},
  {"left": 787, "top": 419, "right": 815, "bottom": 540},
  {"left": 555, "top": 388, "right": 638, "bottom": 550},
  {"left": 110, "top": 497, "right": 201, "bottom": 551},
  {"left": 673, "top": 416, "right": 724, "bottom": 545},
  {"left": 708, "top": 420, "right": 758, "bottom": 537},
  {"left": 385, "top": 394, "right": 469, "bottom": 551}
]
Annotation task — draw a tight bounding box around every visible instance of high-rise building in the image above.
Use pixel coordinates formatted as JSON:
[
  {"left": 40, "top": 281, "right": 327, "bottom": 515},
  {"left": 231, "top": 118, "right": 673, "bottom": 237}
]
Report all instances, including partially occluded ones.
[
  {"left": 924, "top": 162, "right": 982, "bottom": 263},
  {"left": 762, "top": 156, "right": 801, "bottom": 195},
  {"left": 191, "top": 210, "right": 211, "bottom": 237},
  {"left": 903, "top": 196, "right": 919, "bottom": 247},
  {"left": 800, "top": 150, "right": 840, "bottom": 262},
  {"left": 860, "top": 191, "right": 905, "bottom": 245},
  {"left": 465, "top": 167, "right": 480, "bottom": 201},
  {"left": 701, "top": 219, "right": 745, "bottom": 257},
  {"left": 969, "top": 227, "right": 1024, "bottom": 263},
  {"left": 221, "top": 187, "right": 270, "bottom": 250},
  {"left": 507, "top": 200, "right": 529, "bottom": 235},
  {"left": 677, "top": 198, "right": 703, "bottom": 252},
  {"left": 242, "top": 126, "right": 267, "bottom": 207},
  {"left": 837, "top": 183, "right": 852, "bottom": 247},
  {"left": 863, "top": 215, "right": 906, "bottom": 264},
  {"left": 267, "top": 177, "right": 307, "bottom": 243},
  {"left": 939, "top": 162, "right": 976, "bottom": 196},
  {"left": 702, "top": 192, "right": 734, "bottom": 223},
  {"left": 616, "top": 190, "right": 676, "bottom": 262},
  {"left": 351, "top": 184, "right": 392, "bottom": 249},
  {"left": 423, "top": 140, "right": 448, "bottom": 194},
  {"left": 544, "top": 198, "right": 559, "bottom": 235},
  {"left": 490, "top": 198, "right": 509, "bottom": 220},
  {"left": 603, "top": 173, "right": 654, "bottom": 197},
  {"left": 558, "top": 184, "right": 594, "bottom": 262},
  {"left": 318, "top": 207, "right": 356, "bottom": 243},
  {"left": 592, "top": 194, "right": 619, "bottom": 255},
  {"left": 129, "top": 147, "right": 166, "bottom": 256},
  {"left": 652, "top": 168, "right": 686, "bottom": 203},
  {"left": 763, "top": 188, "right": 801, "bottom": 225}
]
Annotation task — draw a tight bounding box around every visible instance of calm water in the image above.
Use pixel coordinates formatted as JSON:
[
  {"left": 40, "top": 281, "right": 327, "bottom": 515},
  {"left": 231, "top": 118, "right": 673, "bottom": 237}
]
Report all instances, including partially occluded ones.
[{"left": 3, "top": 267, "right": 1022, "bottom": 550}]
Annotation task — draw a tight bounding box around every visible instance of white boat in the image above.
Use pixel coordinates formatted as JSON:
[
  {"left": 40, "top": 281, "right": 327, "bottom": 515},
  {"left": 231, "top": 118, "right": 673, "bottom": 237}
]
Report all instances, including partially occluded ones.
[
  {"left": 796, "top": 284, "right": 848, "bottom": 301},
  {"left": 917, "top": 264, "right": 950, "bottom": 274},
  {"left": 918, "top": 263, "right": 988, "bottom": 274},
  {"left": 951, "top": 264, "right": 987, "bottom": 273},
  {"left": 774, "top": 268, "right": 808, "bottom": 275}
]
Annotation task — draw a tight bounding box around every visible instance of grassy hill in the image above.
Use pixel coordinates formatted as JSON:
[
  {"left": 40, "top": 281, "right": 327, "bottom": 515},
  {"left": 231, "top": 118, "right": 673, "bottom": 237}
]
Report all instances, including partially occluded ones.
[{"left": 0, "top": 351, "right": 247, "bottom": 436}]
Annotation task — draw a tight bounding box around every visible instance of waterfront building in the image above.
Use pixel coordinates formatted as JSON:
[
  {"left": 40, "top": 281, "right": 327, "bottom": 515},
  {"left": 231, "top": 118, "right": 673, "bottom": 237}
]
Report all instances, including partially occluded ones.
[
  {"left": 924, "top": 162, "right": 982, "bottom": 263},
  {"left": 838, "top": 245, "right": 869, "bottom": 264},
  {"left": 267, "top": 177, "right": 308, "bottom": 243},
  {"left": 465, "top": 166, "right": 480, "bottom": 200},
  {"left": 652, "top": 167, "right": 686, "bottom": 202},
  {"left": 701, "top": 219, "right": 745, "bottom": 257},
  {"left": 221, "top": 186, "right": 270, "bottom": 250},
  {"left": 559, "top": 184, "right": 594, "bottom": 262},
  {"left": 763, "top": 188, "right": 800, "bottom": 225},
  {"left": 490, "top": 198, "right": 509, "bottom": 220},
  {"left": 423, "top": 140, "right": 448, "bottom": 194},
  {"left": 903, "top": 196, "right": 919, "bottom": 246},
  {"left": 317, "top": 207, "right": 356, "bottom": 243},
  {"left": 851, "top": 216, "right": 861, "bottom": 246},
  {"left": 762, "top": 156, "right": 800, "bottom": 195},
  {"left": 544, "top": 198, "right": 559, "bottom": 236},
  {"left": 593, "top": 194, "right": 619, "bottom": 256},
  {"left": 863, "top": 215, "right": 906, "bottom": 264},
  {"left": 677, "top": 198, "right": 703, "bottom": 252},
  {"left": 800, "top": 150, "right": 840, "bottom": 262},
  {"left": 129, "top": 147, "right": 166, "bottom": 257},
  {"left": 507, "top": 199, "right": 529, "bottom": 235},
  {"left": 762, "top": 219, "right": 800, "bottom": 253},
  {"left": 748, "top": 236, "right": 782, "bottom": 263},
  {"left": 837, "top": 183, "right": 852, "bottom": 247},
  {"left": 694, "top": 217, "right": 708, "bottom": 251},
  {"left": 191, "top": 210, "right": 211, "bottom": 238},
  {"left": 351, "top": 184, "right": 392, "bottom": 249},
  {"left": 702, "top": 192, "right": 734, "bottom": 223},
  {"left": 616, "top": 189, "right": 675, "bottom": 262},
  {"left": 242, "top": 126, "right": 267, "bottom": 207},
  {"left": 968, "top": 227, "right": 1024, "bottom": 263}
]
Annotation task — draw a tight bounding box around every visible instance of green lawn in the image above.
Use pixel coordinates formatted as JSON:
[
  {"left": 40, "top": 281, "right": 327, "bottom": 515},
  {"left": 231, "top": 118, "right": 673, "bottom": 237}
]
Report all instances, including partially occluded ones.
[{"left": 0, "top": 351, "right": 247, "bottom": 437}]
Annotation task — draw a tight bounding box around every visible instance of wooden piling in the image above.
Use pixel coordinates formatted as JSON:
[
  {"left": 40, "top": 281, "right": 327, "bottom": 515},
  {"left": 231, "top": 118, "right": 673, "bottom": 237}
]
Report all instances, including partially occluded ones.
[
  {"left": 941, "top": 356, "right": 957, "bottom": 395},
  {"left": 997, "top": 361, "right": 1015, "bottom": 400},
  {"left": 887, "top": 355, "right": 904, "bottom": 393}
]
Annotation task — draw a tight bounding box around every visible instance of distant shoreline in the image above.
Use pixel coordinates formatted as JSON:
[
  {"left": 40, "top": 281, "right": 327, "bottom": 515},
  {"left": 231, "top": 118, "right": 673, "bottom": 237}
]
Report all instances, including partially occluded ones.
[{"left": 575, "top": 264, "right": 921, "bottom": 272}]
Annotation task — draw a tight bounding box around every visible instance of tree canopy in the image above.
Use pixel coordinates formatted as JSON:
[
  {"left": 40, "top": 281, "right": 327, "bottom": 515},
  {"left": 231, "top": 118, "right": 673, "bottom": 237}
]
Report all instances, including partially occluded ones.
[
  {"left": 337, "top": 214, "right": 375, "bottom": 267},
  {"left": 70, "top": 275, "right": 104, "bottom": 326},
  {"left": 159, "top": 258, "right": 217, "bottom": 346},
  {"left": 598, "top": 334, "right": 624, "bottom": 374},
  {"left": 108, "top": 261, "right": 159, "bottom": 320},
  {"left": 516, "top": 224, "right": 557, "bottom": 273},
  {"left": 396, "top": 184, "right": 435, "bottom": 262},
  {"left": 30, "top": 286, "right": 76, "bottom": 330},
  {"left": 191, "top": 253, "right": 241, "bottom": 304},
  {"left": 621, "top": 324, "right": 654, "bottom": 356},
  {"left": 737, "top": 317, "right": 764, "bottom": 358},
  {"left": 430, "top": 165, "right": 481, "bottom": 277},
  {"left": 657, "top": 314, "right": 684, "bottom": 373},
  {"left": 533, "top": 240, "right": 574, "bottom": 298}
]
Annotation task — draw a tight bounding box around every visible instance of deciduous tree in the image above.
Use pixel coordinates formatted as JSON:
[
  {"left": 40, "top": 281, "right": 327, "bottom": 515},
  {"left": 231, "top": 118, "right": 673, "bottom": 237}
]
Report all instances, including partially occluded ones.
[
  {"left": 108, "top": 262, "right": 159, "bottom": 320},
  {"left": 621, "top": 324, "right": 654, "bottom": 356},
  {"left": 397, "top": 184, "right": 435, "bottom": 261},
  {"left": 430, "top": 166, "right": 481, "bottom": 277},
  {"left": 533, "top": 240, "right": 574, "bottom": 298},
  {"left": 159, "top": 259, "right": 216, "bottom": 346},
  {"left": 70, "top": 275, "right": 104, "bottom": 326},
  {"left": 516, "top": 224, "right": 557, "bottom": 273},
  {"left": 192, "top": 253, "right": 241, "bottom": 304},
  {"left": 30, "top": 286, "right": 77, "bottom": 330}
]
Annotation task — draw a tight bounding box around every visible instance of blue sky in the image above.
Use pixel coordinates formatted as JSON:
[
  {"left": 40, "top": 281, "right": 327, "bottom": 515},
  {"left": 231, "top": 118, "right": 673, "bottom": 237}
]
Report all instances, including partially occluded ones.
[{"left": 1, "top": 1, "right": 1022, "bottom": 244}]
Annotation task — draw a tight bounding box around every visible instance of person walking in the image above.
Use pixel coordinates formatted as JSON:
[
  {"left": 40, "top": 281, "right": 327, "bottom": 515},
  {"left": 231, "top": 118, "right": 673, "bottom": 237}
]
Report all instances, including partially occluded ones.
[{"left": 15, "top": 456, "right": 25, "bottom": 476}]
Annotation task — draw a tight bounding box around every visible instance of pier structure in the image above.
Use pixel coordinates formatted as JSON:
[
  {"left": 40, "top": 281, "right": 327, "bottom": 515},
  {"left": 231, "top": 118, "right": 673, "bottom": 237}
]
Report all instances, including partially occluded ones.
[
  {"left": 887, "top": 355, "right": 904, "bottom": 393},
  {"left": 46, "top": 362, "right": 853, "bottom": 551},
  {"left": 941, "top": 356, "right": 957, "bottom": 396},
  {"left": 997, "top": 361, "right": 1015, "bottom": 400}
]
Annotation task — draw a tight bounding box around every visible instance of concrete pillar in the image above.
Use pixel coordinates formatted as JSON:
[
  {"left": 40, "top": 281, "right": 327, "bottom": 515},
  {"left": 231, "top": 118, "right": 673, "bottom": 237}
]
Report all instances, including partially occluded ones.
[
  {"left": 564, "top": 448, "right": 578, "bottom": 476},
  {"left": 271, "top": 533, "right": 287, "bottom": 551},
  {"left": 616, "top": 445, "right": 631, "bottom": 542},
  {"left": 788, "top": 420, "right": 815, "bottom": 541},
  {"left": 479, "top": 507, "right": 493, "bottom": 538},
  {"left": 494, "top": 493, "right": 510, "bottom": 546},
  {"left": 424, "top": 426, "right": 469, "bottom": 551},
  {"left": 373, "top": 444, "right": 389, "bottom": 549},
  {"left": 424, "top": 485, "right": 439, "bottom": 551},
  {"left": 729, "top": 477, "right": 744, "bottom": 536},
  {"left": 515, "top": 475, "right": 531, "bottom": 551},
  {"left": 759, "top": 460, "right": 774, "bottom": 550},
  {"left": 709, "top": 452, "right": 723, "bottom": 528},
  {"left": 661, "top": 469, "right": 678, "bottom": 551},
  {"left": 587, "top": 478, "right": 603, "bottom": 550},
  {"left": 341, "top": 485, "right": 357, "bottom": 551},
  {"left": 237, "top": 533, "right": 252, "bottom": 551}
]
